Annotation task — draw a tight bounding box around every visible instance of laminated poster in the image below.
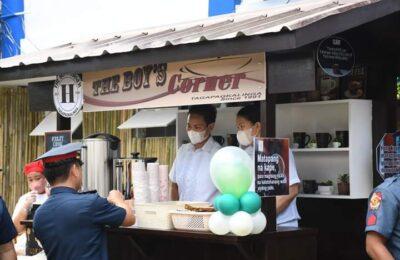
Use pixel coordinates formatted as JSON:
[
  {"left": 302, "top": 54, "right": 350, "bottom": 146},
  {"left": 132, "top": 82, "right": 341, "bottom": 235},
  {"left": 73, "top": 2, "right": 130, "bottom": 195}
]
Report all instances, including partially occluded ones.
[{"left": 254, "top": 138, "right": 289, "bottom": 197}]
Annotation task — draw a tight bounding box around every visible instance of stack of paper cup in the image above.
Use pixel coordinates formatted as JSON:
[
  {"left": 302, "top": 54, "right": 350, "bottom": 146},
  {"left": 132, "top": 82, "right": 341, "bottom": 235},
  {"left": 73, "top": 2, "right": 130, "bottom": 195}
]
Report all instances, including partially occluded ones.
[
  {"left": 147, "top": 162, "right": 160, "bottom": 202},
  {"left": 132, "top": 161, "right": 150, "bottom": 203},
  {"left": 159, "top": 165, "right": 169, "bottom": 201}
]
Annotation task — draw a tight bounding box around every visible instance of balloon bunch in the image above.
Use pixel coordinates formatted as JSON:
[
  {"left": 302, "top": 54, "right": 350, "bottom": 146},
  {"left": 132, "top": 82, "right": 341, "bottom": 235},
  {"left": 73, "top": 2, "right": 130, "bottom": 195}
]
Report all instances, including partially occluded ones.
[{"left": 209, "top": 147, "right": 267, "bottom": 236}]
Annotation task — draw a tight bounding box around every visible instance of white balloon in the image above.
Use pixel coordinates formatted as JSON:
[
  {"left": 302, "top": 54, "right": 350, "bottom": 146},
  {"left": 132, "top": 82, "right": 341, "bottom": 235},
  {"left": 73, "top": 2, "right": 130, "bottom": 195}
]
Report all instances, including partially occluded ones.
[
  {"left": 229, "top": 211, "right": 254, "bottom": 236},
  {"left": 251, "top": 211, "right": 267, "bottom": 234},
  {"left": 209, "top": 211, "right": 230, "bottom": 235}
]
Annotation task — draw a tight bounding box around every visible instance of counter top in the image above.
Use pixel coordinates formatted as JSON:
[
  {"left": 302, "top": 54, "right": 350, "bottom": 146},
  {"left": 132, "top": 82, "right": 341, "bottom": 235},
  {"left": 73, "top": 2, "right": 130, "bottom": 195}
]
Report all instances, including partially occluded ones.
[{"left": 107, "top": 225, "right": 316, "bottom": 244}]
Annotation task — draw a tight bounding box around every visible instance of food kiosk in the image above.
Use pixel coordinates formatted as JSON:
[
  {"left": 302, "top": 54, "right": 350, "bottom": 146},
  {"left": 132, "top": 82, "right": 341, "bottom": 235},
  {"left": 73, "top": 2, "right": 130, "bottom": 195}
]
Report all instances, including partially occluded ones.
[{"left": 2, "top": 0, "right": 400, "bottom": 259}]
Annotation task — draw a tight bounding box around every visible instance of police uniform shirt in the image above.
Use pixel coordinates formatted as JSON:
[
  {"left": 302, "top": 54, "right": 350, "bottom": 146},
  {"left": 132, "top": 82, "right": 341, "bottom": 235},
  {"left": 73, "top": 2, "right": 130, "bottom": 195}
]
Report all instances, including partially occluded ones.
[
  {"left": 169, "top": 137, "right": 221, "bottom": 203},
  {"left": 33, "top": 187, "right": 126, "bottom": 260},
  {"left": 365, "top": 175, "right": 400, "bottom": 258},
  {"left": 0, "top": 197, "right": 17, "bottom": 245}
]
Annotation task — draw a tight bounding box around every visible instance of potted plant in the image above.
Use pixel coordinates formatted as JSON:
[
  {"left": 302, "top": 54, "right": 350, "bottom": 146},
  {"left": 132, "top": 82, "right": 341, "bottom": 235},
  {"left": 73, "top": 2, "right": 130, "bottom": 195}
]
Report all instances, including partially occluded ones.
[
  {"left": 332, "top": 137, "right": 341, "bottom": 148},
  {"left": 317, "top": 180, "right": 333, "bottom": 195},
  {"left": 308, "top": 139, "right": 317, "bottom": 149},
  {"left": 337, "top": 173, "right": 350, "bottom": 195}
]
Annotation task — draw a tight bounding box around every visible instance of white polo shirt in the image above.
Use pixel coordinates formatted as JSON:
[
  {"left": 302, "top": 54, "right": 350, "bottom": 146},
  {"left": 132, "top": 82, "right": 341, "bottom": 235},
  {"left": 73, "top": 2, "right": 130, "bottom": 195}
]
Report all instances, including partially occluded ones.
[
  {"left": 170, "top": 137, "right": 221, "bottom": 203},
  {"left": 244, "top": 145, "right": 301, "bottom": 227}
]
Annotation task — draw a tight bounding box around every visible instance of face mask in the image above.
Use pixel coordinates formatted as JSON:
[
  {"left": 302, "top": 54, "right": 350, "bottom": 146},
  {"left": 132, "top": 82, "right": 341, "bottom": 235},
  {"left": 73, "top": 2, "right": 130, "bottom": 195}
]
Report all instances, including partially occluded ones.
[
  {"left": 237, "top": 128, "right": 253, "bottom": 146},
  {"left": 188, "top": 130, "right": 208, "bottom": 145}
]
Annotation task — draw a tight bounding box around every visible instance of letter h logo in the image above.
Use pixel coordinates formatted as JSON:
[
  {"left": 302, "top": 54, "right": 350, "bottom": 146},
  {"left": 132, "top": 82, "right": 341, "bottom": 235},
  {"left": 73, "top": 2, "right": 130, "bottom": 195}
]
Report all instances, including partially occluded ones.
[{"left": 61, "top": 84, "right": 75, "bottom": 103}]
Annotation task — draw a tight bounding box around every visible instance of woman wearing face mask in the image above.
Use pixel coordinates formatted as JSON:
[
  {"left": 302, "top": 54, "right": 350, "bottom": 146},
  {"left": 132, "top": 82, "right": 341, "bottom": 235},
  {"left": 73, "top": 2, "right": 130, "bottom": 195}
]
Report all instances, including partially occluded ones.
[
  {"left": 12, "top": 160, "right": 48, "bottom": 255},
  {"left": 236, "top": 105, "right": 301, "bottom": 227},
  {"left": 170, "top": 105, "right": 221, "bottom": 203}
]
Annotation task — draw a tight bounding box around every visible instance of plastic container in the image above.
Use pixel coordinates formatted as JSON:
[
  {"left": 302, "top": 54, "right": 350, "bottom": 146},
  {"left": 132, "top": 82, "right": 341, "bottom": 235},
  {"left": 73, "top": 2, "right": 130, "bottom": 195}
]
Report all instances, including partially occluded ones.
[
  {"left": 134, "top": 201, "right": 209, "bottom": 230},
  {"left": 170, "top": 210, "right": 213, "bottom": 232}
]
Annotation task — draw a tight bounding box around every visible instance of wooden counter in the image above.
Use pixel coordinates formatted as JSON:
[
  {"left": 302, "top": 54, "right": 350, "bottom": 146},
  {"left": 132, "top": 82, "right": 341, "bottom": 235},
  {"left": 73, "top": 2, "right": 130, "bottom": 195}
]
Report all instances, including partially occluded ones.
[
  {"left": 22, "top": 220, "right": 317, "bottom": 260},
  {"left": 107, "top": 226, "right": 317, "bottom": 260}
]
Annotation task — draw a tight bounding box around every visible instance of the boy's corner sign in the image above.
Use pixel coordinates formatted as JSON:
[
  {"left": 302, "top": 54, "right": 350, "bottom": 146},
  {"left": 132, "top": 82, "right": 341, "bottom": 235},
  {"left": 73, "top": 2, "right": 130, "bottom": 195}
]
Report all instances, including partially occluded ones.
[{"left": 82, "top": 53, "right": 266, "bottom": 112}]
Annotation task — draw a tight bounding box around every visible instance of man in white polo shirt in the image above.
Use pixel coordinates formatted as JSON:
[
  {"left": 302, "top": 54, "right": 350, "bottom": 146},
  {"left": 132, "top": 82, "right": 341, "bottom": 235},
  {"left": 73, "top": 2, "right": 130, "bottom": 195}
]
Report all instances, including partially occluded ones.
[{"left": 170, "top": 105, "right": 221, "bottom": 203}]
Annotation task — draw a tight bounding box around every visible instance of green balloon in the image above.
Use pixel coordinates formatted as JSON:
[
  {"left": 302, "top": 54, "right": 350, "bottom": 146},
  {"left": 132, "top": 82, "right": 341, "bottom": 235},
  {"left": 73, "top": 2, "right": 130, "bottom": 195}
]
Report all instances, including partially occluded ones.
[
  {"left": 218, "top": 194, "right": 240, "bottom": 216},
  {"left": 240, "top": 192, "right": 261, "bottom": 214},
  {"left": 213, "top": 164, "right": 252, "bottom": 198},
  {"left": 213, "top": 195, "right": 223, "bottom": 211},
  {"left": 210, "top": 146, "right": 253, "bottom": 199}
]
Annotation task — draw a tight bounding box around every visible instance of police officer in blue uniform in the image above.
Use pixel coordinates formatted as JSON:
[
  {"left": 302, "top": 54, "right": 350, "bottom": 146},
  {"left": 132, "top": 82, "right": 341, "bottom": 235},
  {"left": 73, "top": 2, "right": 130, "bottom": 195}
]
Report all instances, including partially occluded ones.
[
  {"left": 365, "top": 175, "right": 400, "bottom": 260},
  {"left": 0, "top": 196, "right": 17, "bottom": 259},
  {"left": 33, "top": 143, "right": 135, "bottom": 260}
]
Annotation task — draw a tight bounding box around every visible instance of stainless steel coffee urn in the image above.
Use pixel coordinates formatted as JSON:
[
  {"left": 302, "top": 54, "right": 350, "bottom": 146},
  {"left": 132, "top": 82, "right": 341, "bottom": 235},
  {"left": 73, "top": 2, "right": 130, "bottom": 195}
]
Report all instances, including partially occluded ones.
[
  {"left": 113, "top": 153, "right": 158, "bottom": 199},
  {"left": 81, "top": 133, "right": 120, "bottom": 197}
]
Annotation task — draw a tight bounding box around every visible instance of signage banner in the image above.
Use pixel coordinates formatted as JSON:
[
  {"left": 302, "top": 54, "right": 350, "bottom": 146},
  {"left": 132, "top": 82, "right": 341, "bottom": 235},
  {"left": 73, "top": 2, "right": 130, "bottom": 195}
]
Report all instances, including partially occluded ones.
[
  {"left": 45, "top": 131, "right": 72, "bottom": 152},
  {"left": 254, "top": 137, "right": 290, "bottom": 197},
  {"left": 54, "top": 74, "right": 83, "bottom": 118},
  {"left": 83, "top": 53, "right": 266, "bottom": 112},
  {"left": 376, "top": 131, "right": 400, "bottom": 179},
  {"left": 317, "top": 37, "right": 355, "bottom": 78}
]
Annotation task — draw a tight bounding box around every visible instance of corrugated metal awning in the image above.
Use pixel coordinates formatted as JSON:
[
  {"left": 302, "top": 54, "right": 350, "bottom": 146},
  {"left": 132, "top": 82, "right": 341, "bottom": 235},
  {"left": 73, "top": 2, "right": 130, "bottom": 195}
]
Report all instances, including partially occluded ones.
[
  {"left": 118, "top": 108, "right": 177, "bottom": 129},
  {"left": 0, "top": 0, "right": 380, "bottom": 69},
  {"left": 30, "top": 111, "right": 82, "bottom": 136}
]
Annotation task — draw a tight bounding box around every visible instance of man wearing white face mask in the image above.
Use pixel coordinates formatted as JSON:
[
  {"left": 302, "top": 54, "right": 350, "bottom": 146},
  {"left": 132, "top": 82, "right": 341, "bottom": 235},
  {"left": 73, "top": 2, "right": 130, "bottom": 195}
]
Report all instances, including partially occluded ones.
[
  {"left": 170, "top": 105, "right": 221, "bottom": 203},
  {"left": 236, "top": 105, "right": 301, "bottom": 227}
]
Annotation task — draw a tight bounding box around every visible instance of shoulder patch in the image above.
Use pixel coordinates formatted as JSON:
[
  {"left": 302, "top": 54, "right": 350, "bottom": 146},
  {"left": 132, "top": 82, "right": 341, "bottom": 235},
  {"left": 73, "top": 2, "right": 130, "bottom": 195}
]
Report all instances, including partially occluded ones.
[
  {"left": 369, "top": 192, "right": 382, "bottom": 210},
  {"left": 367, "top": 213, "right": 377, "bottom": 226}
]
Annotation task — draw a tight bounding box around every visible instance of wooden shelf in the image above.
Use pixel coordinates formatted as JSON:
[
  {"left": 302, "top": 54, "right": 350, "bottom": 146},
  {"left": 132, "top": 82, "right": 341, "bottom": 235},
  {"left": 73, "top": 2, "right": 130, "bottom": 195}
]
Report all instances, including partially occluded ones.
[
  {"left": 298, "top": 194, "right": 352, "bottom": 199},
  {"left": 292, "top": 148, "right": 349, "bottom": 152}
]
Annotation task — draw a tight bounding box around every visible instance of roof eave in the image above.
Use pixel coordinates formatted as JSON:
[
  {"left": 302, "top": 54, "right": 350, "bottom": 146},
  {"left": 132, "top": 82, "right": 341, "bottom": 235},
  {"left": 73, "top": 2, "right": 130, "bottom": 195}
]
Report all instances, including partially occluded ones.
[{"left": 0, "top": 0, "right": 398, "bottom": 83}]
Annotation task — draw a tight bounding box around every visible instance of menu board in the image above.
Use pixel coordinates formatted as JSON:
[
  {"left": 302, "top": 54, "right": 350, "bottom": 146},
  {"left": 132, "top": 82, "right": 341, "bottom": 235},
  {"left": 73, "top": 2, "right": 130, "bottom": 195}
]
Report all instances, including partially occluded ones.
[
  {"left": 45, "top": 131, "right": 71, "bottom": 152},
  {"left": 254, "top": 137, "right": 289, "bottom": 197},
  {"left": 376, "top": 131, "right": 400, "bottom": 179}
]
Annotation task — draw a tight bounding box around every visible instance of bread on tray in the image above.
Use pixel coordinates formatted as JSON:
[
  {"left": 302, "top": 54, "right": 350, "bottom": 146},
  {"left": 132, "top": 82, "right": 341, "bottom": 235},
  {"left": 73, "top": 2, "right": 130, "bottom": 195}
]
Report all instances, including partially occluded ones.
[{"left": 184, "top": 204, "right": 215, "bottom": 212}]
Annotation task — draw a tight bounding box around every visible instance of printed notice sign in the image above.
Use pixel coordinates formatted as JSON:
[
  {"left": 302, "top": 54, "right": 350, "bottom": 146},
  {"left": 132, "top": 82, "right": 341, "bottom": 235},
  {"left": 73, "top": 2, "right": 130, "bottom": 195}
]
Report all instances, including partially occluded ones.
[
  {"left": 376, "top": 131, "right": 400, "bottom": 179},
  {"left": 45, "top": 131, "right": 72, "bottom": 152},
  {"left": 254, "top": 138, "right": 289, "bottom": 197},
  {"left": 317, "top": 37, "right": 355, "bottom": 78}
]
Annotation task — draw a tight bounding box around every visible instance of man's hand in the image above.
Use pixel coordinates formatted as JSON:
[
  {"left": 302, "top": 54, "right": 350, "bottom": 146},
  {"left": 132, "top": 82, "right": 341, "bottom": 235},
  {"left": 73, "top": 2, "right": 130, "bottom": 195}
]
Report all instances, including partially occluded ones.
[
  {"left": 107, "top": 190, "right": 135, "bottom": 227},
  {"left": 107, "top": 190, "right": 124, "bottom": 205}
]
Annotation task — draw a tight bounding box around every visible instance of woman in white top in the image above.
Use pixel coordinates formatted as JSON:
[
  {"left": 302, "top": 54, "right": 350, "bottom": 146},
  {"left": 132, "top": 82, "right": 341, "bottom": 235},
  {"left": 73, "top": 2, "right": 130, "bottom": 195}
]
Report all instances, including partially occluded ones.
[
  {"left": 236, "top": 105, "right": 301, "bottom": 227},
  {"left": 12, "top": 160, "right": 49, "bottom": 256}
]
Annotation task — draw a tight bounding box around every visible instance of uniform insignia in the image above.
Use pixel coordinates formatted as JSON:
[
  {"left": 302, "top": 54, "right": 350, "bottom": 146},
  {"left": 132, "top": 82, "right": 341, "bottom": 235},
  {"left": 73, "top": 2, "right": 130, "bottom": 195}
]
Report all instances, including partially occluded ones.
[
  {"left": 367, "top": 213, "right": 377, "bottom": 226},
  {"left": 369, "top": 192, "right": 382, "bottom": 211}
]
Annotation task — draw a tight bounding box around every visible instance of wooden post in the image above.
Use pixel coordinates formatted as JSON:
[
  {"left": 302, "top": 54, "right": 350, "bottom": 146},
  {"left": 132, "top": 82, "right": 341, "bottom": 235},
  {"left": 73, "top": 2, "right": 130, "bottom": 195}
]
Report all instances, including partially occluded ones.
[
  {"left": 56, "top": 113, "right": 71, "bottom": 131},
  {"left": 260, "top": 96, "right": 277, "bottom": 232}
]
